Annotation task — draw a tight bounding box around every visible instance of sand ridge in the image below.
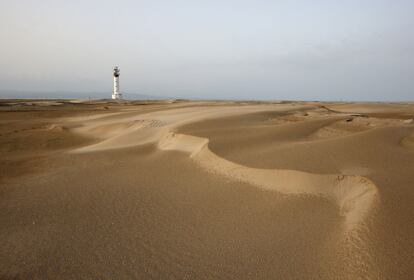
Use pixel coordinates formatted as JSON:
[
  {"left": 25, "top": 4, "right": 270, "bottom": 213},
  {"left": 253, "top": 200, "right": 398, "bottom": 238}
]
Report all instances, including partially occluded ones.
[
  {"left": 66, "top": 104, "right": 381, "bottom": 232},
  {"left": 69, "top": 103, "right": 306, "bottom": 152},
  {"left": 158, "top": 132, "right": 378, "bottom": 231}
]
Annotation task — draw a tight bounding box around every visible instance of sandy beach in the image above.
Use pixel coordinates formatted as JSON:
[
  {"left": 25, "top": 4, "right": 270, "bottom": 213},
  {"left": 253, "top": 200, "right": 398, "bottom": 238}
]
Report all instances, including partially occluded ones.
[{"left": 0, "top": 100, "right": 413, "bottom": 279}]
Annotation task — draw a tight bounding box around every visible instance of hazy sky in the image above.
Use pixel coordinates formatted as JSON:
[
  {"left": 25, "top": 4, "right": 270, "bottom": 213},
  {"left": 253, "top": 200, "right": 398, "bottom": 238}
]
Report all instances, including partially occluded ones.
[{"left": 1, "top": 0, "right": 413, "bottom": 100}]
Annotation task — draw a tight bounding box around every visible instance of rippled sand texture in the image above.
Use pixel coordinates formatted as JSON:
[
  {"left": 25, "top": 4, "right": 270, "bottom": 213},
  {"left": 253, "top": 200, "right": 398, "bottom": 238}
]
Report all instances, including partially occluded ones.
[{"left": 1, "top": 100, "right": 413, "bottom": 279}]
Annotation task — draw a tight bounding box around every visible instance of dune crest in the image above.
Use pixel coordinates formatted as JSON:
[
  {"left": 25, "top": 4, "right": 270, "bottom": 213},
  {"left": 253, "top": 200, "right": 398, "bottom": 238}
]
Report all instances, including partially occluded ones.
[{"left": 158, "top": 132, "right": 378, "bottom": 231}]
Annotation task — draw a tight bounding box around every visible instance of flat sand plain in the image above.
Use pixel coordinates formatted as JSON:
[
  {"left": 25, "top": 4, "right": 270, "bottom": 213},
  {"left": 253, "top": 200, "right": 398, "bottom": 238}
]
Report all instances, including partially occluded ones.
[{"left": 0, "top": 100, "right": 413, "bottom": 279}]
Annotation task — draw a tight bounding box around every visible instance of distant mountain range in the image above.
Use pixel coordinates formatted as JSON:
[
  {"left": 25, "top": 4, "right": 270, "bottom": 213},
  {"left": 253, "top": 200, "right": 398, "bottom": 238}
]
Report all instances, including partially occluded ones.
[{"left": 0, "top": 90, "right": 169, "bottom": 100}]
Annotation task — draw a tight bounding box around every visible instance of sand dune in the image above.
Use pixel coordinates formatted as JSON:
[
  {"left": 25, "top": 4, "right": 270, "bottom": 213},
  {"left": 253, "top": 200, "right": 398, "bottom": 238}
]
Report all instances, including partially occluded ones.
[
  {"left": 63, "top": 104, "right": 384, "bottom": 233},
  {"left": 309, "top": 116, "right": 407, "bottom": 140},
  {"left": 70, "top": 104, "right": 303, "bottom": 152},
  {"left": 159, "top": 132, "right": 378, "bottom": 231},
  {"left": 1, "top": 100, "right": 413, "bottom": 279},
  {"left": 68, "top": 104, "right": 379, "bottom": 231}
]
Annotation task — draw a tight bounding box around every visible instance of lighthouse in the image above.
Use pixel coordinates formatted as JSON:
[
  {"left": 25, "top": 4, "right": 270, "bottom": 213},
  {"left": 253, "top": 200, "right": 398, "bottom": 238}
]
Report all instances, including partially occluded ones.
[{"left": 112, "top": 66, "right": 122, "bottom": 100}]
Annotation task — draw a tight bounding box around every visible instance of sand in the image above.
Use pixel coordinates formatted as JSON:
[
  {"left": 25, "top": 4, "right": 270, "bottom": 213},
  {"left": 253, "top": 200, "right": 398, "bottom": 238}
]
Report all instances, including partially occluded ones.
[{"left": 0, "top": 100, "right": 413, "bottom": 279}]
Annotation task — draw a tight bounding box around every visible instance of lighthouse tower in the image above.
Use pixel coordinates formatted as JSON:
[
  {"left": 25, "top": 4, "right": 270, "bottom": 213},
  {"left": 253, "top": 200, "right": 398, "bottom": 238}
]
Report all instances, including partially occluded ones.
[{"left": 112, "top": 66, "right": 122, "bottom": 100}]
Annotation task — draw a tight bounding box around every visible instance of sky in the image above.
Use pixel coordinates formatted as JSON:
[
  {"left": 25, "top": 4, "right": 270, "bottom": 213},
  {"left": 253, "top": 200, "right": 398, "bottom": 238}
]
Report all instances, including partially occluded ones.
[{"left": 0, "top": 0, "right": 413, "bottom": 101}]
